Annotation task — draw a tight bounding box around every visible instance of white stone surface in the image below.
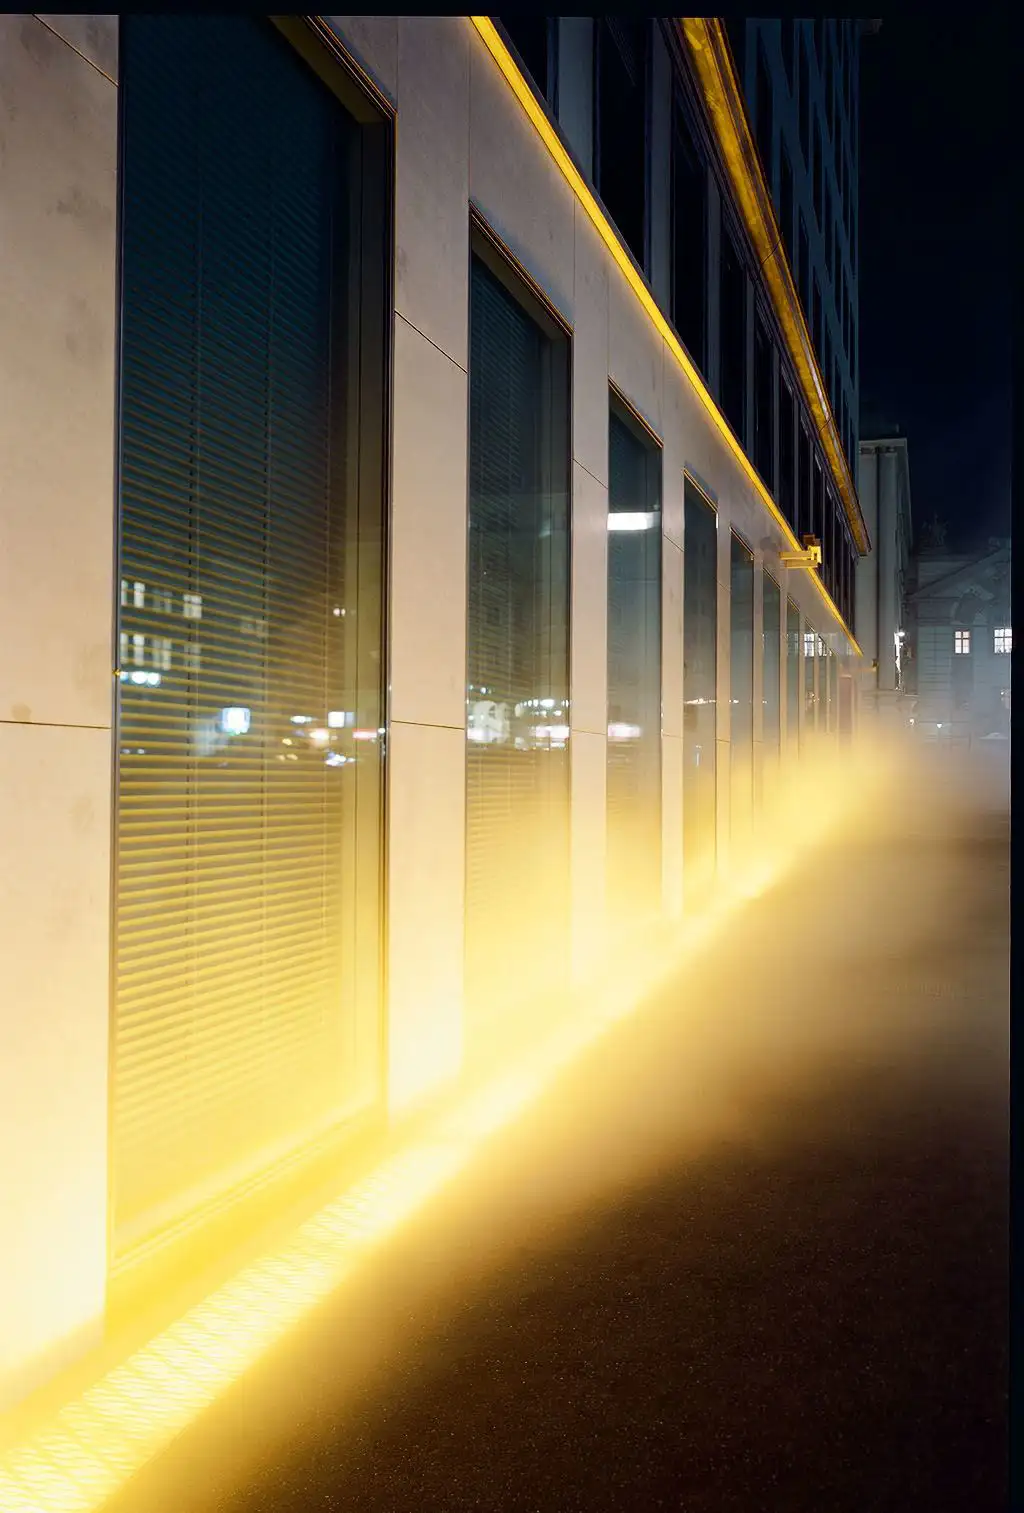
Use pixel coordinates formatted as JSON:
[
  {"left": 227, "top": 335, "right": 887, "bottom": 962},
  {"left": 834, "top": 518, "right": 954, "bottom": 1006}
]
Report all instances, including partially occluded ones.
[
  {"left": 389, "top": 317, "right": 468, "bottom": 732},
  {"left": 0, "top": 14, "right": 117, "bottom": 731},
  {"left": 469, "top": 37, "right": 575, "bottom": 322},
  {"left": 35, "top": 13, "right": 117, "bottom": 79},
  {"left": 570, "top": 462, "right": 608, "bottom": 738},
  {"left": 394, "top": 17, "right": 470, "bottom": 368},
  {"left": 662, "top": 537, "right": 684, "bottom": 740},
  {"left": 570, "top": 728, "right": 606, "bottom": 981},
  {"left": 386, "top": 720, "right": 466, "bottom": 1111},
  {"left": 0, "top": 720, "right": 111, "bottom": 1407},
  {"left": 325, "top": 15, "right": 398, "bottom": 101}
]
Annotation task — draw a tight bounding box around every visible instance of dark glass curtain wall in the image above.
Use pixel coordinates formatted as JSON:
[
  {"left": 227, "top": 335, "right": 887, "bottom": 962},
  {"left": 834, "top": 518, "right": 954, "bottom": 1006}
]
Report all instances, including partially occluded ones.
[
  {"left": 467, "top": 250, "right": 570, "bottom": 1018},
  {"left": 682, "top": 479, "right": 718, "bottom": 904},
  {"left": 606, "top": 405, "right": 662, "bottom": 925},
  {"left": 115, "top": 16, "right": 386, "bottom": 1258},
  {"left": 730, "top": 533, "right": 754, "bottom": 855}
]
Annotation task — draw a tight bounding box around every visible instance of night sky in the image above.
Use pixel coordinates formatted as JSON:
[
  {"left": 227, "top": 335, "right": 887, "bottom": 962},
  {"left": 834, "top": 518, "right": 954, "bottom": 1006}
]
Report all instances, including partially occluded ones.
[{"left": 858, "top": 16, "right": 1010, "bottom": 552}]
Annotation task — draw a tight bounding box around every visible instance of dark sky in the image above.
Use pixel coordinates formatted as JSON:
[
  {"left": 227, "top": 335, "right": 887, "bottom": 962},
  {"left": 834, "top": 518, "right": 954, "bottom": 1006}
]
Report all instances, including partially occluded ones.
[{"left": 858, "top": 16, "right": 1010, "bottom": 552}]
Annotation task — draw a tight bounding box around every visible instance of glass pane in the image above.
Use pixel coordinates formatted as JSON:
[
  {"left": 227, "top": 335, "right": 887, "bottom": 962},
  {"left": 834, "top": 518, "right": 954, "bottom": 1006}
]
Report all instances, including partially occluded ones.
[
  {"left": 607, "top": 408, "right": 662, "bottom": 924},
  {"left": 466, "top": 255, "right": 570, "bottom": 1020},
  {"left": 683, "top": 480, "right": 718, "bottom": 905}
]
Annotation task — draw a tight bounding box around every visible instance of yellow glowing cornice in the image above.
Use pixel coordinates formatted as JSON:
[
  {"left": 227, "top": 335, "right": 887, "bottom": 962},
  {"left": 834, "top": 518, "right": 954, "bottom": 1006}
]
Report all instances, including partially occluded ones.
[
  {"left": 681, "top": 18, "right": 870, "bottom": 557},
  {"left": 469, "top": 17, "right": 860, "bottom": 654}
]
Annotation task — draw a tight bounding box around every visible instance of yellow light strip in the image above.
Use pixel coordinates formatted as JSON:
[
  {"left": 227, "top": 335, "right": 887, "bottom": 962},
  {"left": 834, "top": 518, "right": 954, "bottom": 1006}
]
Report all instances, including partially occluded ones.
[
  {"left": 681, "top": 18, "right": 869, "bottom": 556},
  {"left": 0, "top": 745, "right": 871, "bottom": 1512},
  {"left": 469, "top": 18, "right": 861, "bottom": 655}
]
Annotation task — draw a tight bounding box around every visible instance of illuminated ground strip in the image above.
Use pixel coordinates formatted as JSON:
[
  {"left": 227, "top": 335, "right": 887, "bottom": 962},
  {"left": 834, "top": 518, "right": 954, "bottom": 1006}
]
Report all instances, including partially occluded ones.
[
  {"left": 0, "top": 768, "right": 859, "bottom": 1513},
  {"left": 0, "top": 911, "right": 744, "bottom": 1512}
]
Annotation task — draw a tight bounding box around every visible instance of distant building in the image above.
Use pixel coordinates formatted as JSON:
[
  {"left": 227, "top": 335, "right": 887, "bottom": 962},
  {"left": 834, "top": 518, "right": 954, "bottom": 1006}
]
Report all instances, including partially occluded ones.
[
  {"left": 905, "top": 539, "right": 1012, "bottom": 740},
  {"left": 856, "top": 428, "right": 913, "bottom": 725}
]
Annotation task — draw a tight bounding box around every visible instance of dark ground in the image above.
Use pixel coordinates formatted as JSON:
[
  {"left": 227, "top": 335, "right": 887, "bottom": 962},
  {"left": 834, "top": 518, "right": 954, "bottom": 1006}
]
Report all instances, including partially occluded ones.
[{"left": 112, "top": 749, "right": 1009, "bottom": 1513}]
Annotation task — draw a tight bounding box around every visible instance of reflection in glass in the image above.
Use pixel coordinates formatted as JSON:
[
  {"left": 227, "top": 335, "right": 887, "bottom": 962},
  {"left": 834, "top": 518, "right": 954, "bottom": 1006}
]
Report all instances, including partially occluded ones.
[
  {"left": 115, "top": 15, "right": 386, "bottom": 1248},
  {"left": 466, "top": 253, "right": 570, "bottom": 1017},
  {"left": 787, "top": 598, "right": 801, "bottom": 749},
  {"left": 683, "top": 479, "right": 718, "bottom": 905},
  {"left": 804, "top": 627, "right": 818, "bottom": 728},
  {"left": 607, "top": 406, "right": 662, "bottom": 925},
  {"left": 761, "top": 571, "right": 781, "bottom": 812},
  {"left": 730, "top": 533, "right": 754, "bottom": 855}
]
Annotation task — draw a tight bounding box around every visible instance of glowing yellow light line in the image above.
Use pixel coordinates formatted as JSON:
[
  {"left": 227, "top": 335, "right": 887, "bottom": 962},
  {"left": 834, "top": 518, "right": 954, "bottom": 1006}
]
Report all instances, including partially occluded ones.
[
  {"left": 0, "top": 748, "right": 866, "bottom": 1513},
  {"left": 468, "top": 17, "right": 860, "bottom": 656}
]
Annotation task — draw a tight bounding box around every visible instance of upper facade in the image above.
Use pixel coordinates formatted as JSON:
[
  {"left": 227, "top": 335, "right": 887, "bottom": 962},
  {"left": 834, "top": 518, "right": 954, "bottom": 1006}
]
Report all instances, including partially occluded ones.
[
  {"left": 496, "top": 16, "right": 866, "bottom": 632},
  {"left": 729, "top": 20, "right": 860, "bottom": 489}
]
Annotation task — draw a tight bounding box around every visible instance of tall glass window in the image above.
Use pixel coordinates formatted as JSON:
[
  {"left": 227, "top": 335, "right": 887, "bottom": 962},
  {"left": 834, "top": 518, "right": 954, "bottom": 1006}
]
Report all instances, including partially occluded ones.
[
  {"left": 466, "top": 245, "right": 570, "bottom": 1017},
  {"left": 804, "top": 628, "right": 819, "bottom": 729},
  {"left": 683, "top": 479, "right": 718, "bottom": 904},
  {"left": 607, "top": 403, "right": 662, "bottom": 924},
  {"left": 762, "top": 572, "right": 782, "bottom": 807},
  {"left": 115, "top": 16, "right": 388, "bottom": 1257},
  {"left": 730, "top": 534, "right": 754, "bottom": 857},
  {"left": 787, "top": 598, "right": 802, "bottom": 748}
]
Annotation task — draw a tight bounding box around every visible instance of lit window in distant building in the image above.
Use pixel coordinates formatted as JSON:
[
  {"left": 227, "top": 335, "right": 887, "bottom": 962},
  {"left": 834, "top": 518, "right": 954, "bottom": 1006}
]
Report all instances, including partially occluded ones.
[
  {"left": 119, "top": 631, "right": 129, "bottom": 666},
  {"left": 803, "top": 631, "right": 816, "bottom": 658},
  {"left": 121, "top": 578, "right": 131, "bottom": 607},
  {"left": 183, "top": 592, "right": 203, "bottom": 620},
  {"left": 132, "top": 632, "right": 145, "bottom": 664},
  {"left": 994, "top": 626, "right": 1011, "bottom": 654},
  {"left": 154, "top": 636, "right": 173, "bottom": 671},
  {"left": 133, "top": 580, "right": 146, "bottom": 609},
  {"left": 153, "top": 587, "right": 174, "bottom": 614},
  {"left": 954, "top": 629, "right": 971, "bottom": 655}
]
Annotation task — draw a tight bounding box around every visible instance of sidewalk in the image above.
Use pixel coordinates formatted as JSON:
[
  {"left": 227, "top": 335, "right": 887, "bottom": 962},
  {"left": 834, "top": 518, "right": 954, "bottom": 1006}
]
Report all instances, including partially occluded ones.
[{"left": 2, "top": 747, "right": 1009, "bottom": 1513}]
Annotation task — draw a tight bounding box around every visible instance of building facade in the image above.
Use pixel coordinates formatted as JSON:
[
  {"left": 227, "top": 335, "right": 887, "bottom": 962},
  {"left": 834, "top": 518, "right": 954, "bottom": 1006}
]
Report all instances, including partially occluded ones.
[
  {"left": 0, "top": 14, "right": 865, "bottom": 1410},
  {"left": 727, "top": 19, "right": 861, "bottom": 487},
  {"left": 856, "top": 429, "right": 913, "bottom": 724},
  {"left": 905, "top": 539, "right": 1012, "bottom": 741}
]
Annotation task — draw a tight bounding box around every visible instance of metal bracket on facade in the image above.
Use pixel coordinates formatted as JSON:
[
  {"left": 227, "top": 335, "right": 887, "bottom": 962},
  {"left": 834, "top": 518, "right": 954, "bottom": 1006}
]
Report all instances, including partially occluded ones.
[{"left": 780, "top": 535, "right": 823, "bottom": 569}]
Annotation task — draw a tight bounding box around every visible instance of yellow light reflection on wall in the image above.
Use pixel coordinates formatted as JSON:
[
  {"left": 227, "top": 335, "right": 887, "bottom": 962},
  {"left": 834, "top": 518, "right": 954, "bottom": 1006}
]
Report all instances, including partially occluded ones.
[
  {"left": 0, "top": 738, "right": 876, "bottom": 1513},
  {"left": 469, "top": 16, "right": 861, "bottom": 654}
]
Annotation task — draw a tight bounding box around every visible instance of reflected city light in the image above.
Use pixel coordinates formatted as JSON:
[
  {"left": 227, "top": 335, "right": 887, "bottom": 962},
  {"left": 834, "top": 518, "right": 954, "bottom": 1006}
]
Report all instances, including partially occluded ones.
[{"left": 608, "top": 511, "right": 659, "bottom": 532}]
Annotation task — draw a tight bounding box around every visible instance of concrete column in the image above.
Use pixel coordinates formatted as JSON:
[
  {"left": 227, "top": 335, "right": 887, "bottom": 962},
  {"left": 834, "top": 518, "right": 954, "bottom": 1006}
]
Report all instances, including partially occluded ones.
[{"left": 0, "top": 13, "right": 118, "bottom": 1409}]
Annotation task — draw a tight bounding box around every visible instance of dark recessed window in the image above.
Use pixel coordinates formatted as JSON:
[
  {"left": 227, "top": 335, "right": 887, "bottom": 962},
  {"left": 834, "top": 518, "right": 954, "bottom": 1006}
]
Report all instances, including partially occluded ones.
[
  {"left": 724, "top": 18, "right": 746, "bottom": 81},
  {"left": 755, "top": 41, "right": 773, "bottom": 178},
  {"left": 595, "top": 18, "right": 649, "bottom": 269},
  {"left": 826, "top": 44, "right": 836, "bottom": 140},
  {"left": 782, "top": 19, "right": 796, "bottom": 88},
  {"left": 798, "top": 215, "right": 810, "bottom": 316},
  {"left": 799, "top": 33, "right": 811, "bottom": 165},
  {"left": 671, "top": 96, "right": 707, "bottom": 370},
  {"left": 753, "top": 316, "right": 775, "bottom": 490},
  {"left": 812, "top": 454, "right": 824, "bottom": 552},
  {"left": 813, "top": 18, "right": 824, "bottom": 60},
  {"left": 780, "top": 142, "right": 794, "bottom": 259},
  {"left": 607, "top": 401, "right": 662, "bottom": 922},
  {"left": 719, "top": 230, "right": 747, "bottom": 441},
  {"left": 798, "top": 421, "right": 811, "bottom": 540},
  {"left": 467, "top": 243, "right": 570, "bottom": 1008},
  {"left": 812, "top": 275, "right": 822, "bottom": 360},
  {"left": 814, "top": 118, "right": 824, "bottom": 224},
  {"left": 499, "top": 17, "right": 555, "bottom": 101},
  {"left": 779, "top": 378, "right": 796, "bottom": 529},
  {"left": 824, "top": 187, "right": 833, "bottom": 277}
]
